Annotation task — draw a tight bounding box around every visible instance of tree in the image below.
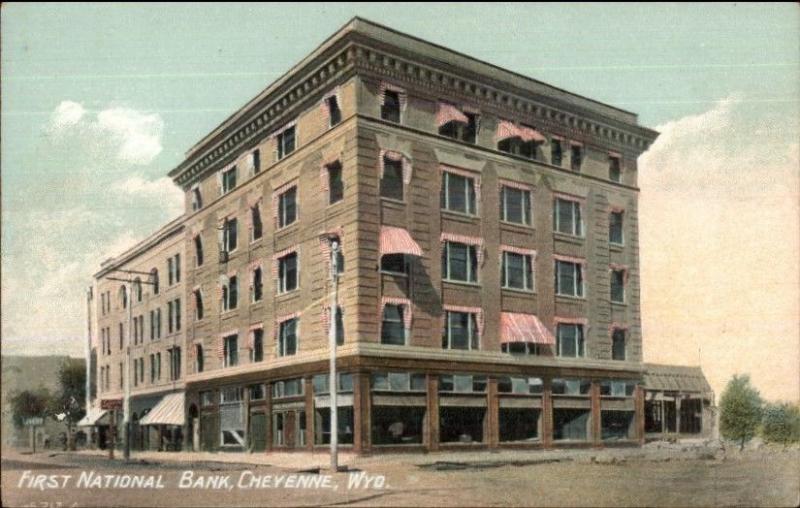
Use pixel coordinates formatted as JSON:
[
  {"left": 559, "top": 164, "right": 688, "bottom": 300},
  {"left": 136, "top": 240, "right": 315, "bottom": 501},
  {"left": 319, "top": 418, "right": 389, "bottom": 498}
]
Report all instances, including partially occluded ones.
[
  {"left": 761, "top": 402, "right": 800, "bottom": 445},
  {"left": 719, "top": 374, "right": 763, "bottom": 450},
  {"left": 9, "top": 388, "right": 52, "bottom": 428},
  {"left": 50, "top": 358, "right": 86, "bottom": 451}
]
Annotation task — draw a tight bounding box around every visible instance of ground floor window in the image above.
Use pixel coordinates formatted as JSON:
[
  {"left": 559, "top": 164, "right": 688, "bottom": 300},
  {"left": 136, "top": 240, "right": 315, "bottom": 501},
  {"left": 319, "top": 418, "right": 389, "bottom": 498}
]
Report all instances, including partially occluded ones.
[
  {"left": 371, "top": 406, "right": 425, "bottom": 445},
  {"left": 499, "top": 408, "right": 540, "bottom": 442},
  {"left": 439, "top": 407, "right": 485, "bottom": 444},
  {"left": 553, "top": 408, "right": 590, "bottom": 441},
  {"left": 314, "top": 407, "right": 354, "bottom": 445},
  {"left": 220, "top": 402, "right": 245, "bottom": 447},
  {"left": 273, "top": 410, "right": 306, "bottom": 448},
  {"left": 601, "top": 410, "right": 635, "bottom": 440},
  {"left": 680, "top": 399, "right": 703, "bottom": 434}
]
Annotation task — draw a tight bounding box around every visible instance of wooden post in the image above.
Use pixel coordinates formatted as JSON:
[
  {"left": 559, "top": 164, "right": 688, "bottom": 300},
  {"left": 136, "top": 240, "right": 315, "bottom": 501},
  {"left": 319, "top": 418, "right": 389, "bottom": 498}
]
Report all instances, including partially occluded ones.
[
  {"left": 109, "top": 410, "right": 116, "bottom": 460},
  {"left": 426, "top": 374, "right": 439, "bottom": 452},
  {"left": 591, "top": 381, "right": 602, "bottom": 447},
  {"left": 542, "top": 379, "right": 553, "bottom": 449},
  {"left": 265, "top": 381, "right": 273, "bottom": 453},
  {"left": 487, "top": 377, "right": 499, "bottom": 449},
  {"left": 304, "top": 377, "right": 314, "bottom": 451},
  {"left": 675, "top": 394, "right": 682, "bottom": 437},
  {"left": 635, "top": 385, "right": 645, "bottom": 445}
]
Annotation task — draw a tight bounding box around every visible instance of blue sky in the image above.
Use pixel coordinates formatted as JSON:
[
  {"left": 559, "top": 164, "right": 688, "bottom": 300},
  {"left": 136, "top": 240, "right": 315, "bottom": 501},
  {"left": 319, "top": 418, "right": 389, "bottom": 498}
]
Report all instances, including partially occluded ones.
[{"left": 2, "top": 3, "right": 798, "bottom": 401}]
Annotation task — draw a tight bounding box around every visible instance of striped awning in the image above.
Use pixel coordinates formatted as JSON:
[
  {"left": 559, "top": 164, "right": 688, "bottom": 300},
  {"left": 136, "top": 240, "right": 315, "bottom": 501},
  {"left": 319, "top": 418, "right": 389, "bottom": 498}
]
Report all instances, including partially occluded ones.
[
  {"left": 139, "top": 392, "right": 184, "bottom": 426},
  {"left": 380, "top": 226, "right": 423, "bottom": 257},
  {"left": 518, "top": 125, "right": 546, "bottom": 143},
  {"left": 437, "top": 102, "right": 469, "bottom": 127},
  {"left": 77, "top": 408, "right": 109, "bottom": 427},
  {"left": 500, "top": 312, "right": 555, "bottom": 345}
]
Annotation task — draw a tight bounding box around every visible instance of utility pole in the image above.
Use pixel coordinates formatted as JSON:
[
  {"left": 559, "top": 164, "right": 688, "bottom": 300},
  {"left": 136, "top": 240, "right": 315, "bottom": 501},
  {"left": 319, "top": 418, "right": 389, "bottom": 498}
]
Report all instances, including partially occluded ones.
[
  {"left": 328, "top": 239, "right": 340, "bottom": 472},
  {"left": 85, "top": 287, "right": 93, "bottom": 439},
  {"left": 105, "top": 269, "right": 156, "bottom": 462}
]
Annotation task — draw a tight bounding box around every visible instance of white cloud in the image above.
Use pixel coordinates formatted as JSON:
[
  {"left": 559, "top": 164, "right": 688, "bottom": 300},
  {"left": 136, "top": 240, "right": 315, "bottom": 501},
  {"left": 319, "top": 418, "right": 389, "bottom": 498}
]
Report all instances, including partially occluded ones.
[
  {"left": 46, "top": 101, "right": 164, "bottom": 165},
  {"left": 111, "top": 176, "right": 183, "bottom": 217},
  {"left": 639, "top": 95, "right": 800, "bottom": 402}
]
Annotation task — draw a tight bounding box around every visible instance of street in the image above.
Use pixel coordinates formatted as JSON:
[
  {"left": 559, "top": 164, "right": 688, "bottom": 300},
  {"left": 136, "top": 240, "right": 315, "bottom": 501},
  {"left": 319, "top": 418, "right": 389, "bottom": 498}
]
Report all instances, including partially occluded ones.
[{"left": 2, "top": 445, "right": 798, "bottom": 507}]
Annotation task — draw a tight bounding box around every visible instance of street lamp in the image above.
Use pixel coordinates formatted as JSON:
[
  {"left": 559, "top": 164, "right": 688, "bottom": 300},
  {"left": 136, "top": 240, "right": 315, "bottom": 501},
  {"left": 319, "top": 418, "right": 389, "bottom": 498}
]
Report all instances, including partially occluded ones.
[
  {"left": 328, "top": 239, "right": 340, "bottom": 472},
  {"left": 105, "top": 269, "right": 156, "bottom": 461}
]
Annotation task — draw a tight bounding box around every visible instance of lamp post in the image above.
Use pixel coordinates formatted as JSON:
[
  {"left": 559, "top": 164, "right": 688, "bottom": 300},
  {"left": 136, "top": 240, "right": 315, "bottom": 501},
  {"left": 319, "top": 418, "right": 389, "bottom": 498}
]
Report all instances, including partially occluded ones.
[{"left": 328, "top": 239, "right": 340, "bottom": 472}]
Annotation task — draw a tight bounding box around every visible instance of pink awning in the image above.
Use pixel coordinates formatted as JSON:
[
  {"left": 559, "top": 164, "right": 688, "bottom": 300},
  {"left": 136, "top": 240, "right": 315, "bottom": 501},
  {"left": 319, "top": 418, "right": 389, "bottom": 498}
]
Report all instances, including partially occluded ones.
[
  {"left": 500, "top": 312, "right": 555, "bottom": 345},
  {"left": 518, "top": 125, "right": 546, "bottom": 143},
  {"left": 380, "top": 226, "right": 423, "bottom": 257},
  {"left": 496, "top": 120, "right": 521, "bottom": 141},
  {"left": 437, "top": 102, "right": 469, "bottom": 127}
]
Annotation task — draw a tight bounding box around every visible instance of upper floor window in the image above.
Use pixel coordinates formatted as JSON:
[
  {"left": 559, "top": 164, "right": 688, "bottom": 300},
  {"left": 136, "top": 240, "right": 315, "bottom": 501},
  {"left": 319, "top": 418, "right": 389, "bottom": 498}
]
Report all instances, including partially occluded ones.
[
  {"left": 133, "top": 278, "right": 142, "bottom": 302},
  {"left": 609, "top": 211, "right": 624, "bottom": 245},
  {"left": 380, "top": 253, "right": 407, "bottom": 275},
  {"left": 555, "top": 259, "right": 584, "bottom": 298},
  {"left": 191, "top": 186, "right": 203, "bottom": 211},
  {"left": 251, "top": 266, "right": 263, "bottom": 303},
  {"left": 250, "top": 328, "right": 264, "bottom": 363},
  {"left": 167, "top": 254, "right": 181, "bottom": 285},
  {"left": 278, "top": 318, "right": 298, "bottom": 357},
  {"left": 381, "top": 303, "right": 407, "bottom": 346},
  {"left": 150, "top": 269, "right": 159, "bottom": 295},
  {"left": 570, "top": 143, "right": 583, "bottom": 171},
  {"left": 223, "top": 334, "right": 238, "bottom": 368},
  {"left": 556, "top": 323, "right": 585, "bottom": 358},
  {"left": 381, "top": 89, "right": 402, "bottom": 123},
  {"left": 380, "top": 154, "right": 405, "bottom": 201},
  {"left": 501, "top": 250, "right": 534, "bottom": 291},
  {"left": 500, "top": 184, "right": 532, "bottom": 225},
  {"left": 609, "top": 155, "right": 621, "bottom": 182},
  {"left": 551, "top": 138, "right": 563, "bottom": 166},
  {"left": 496, "top": 122, "right": 544, "bottom": 160},
  {"left": 251, "top": 204, "right": 263, "bottom": 241},
  {"left": 326, "top": 95, "right": 342, "bottom": 127},
  {"left": 437, "top": 102, "right": 478, "bottom": 144},
  {"left": 119, "top": 285, "right": 127, "bottom": 309},
  {"left": 167, "top": 298, "right": 181, "bottom": 333},
  {"left": 195, "top": 344, "right": 204, "bottom": 373},
  {"left": 277, "top": 251, "right": 298, "bottom": 294},
  {"left": 221, "top": 166, "right": 237, "bottom": 194},
  {"left": 222, "top": 218, "right": 237, "bottom": 254},
  {"left": 553, "top": 197, "right": 583, "bottom": 236},
  {"left": 442, "top": 310, "right": 480, "bottom": 351},
  {"left": 612, "top": 329, "right": 627, "bottom": 361},
  {"left": 193, "top": 289, "right": 204, "bottom": 321},
  {"left": 252, "top": 149, "right": 261, "bottom": 175},
  {"left": 277, "top": 186, "right": 297, "bottom": 228},
  {"left": 440, "top": 170, "right": 477, "bottom": 215},
  {"left": 326, "top": 161, "right": 344, "bottom": 204},
  {"left": 168, "top": 347, "right": 181, "bottom": 380},
  {"left": 276, "top": 125, "right": 296, "bottom": 160},
  {"left": 610, "top": 269, "right": 626, "bottom": 303},
  {"left": 222, "top": 275, "right": 238, "bottom": 311},
  {"left": 194, "top": 235, "right": 204, "bottom": 267},
  {"left": 442, "top": 240, "right": 479, "bottom": 283}
]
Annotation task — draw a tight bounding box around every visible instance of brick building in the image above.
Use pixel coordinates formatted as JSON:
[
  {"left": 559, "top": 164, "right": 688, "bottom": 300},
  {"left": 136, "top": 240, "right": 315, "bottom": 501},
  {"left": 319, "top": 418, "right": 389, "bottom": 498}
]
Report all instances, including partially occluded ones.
[{"left": 88, "top": 18, "right": 710, "bottom": 453}]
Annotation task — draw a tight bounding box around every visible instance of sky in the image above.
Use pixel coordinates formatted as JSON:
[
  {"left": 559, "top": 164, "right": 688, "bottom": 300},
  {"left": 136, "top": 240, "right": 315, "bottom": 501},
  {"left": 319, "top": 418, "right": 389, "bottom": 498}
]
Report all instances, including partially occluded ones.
[{"left": 2, "top": 3, "right": 798, "bottom": 402}]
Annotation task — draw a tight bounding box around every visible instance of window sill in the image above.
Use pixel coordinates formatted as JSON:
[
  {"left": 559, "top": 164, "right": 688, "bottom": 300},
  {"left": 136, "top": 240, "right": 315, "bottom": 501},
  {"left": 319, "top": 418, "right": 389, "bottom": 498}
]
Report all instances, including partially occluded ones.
[
  {"left": 380, "top": 270, "right": 408, "bottom": 277},
  {"left": 380, "top": 197, "right": 406, "bottom": 206},
  {"left": 611, "top": 301, "right": 628, "bottom": 307},
  {"left": 441, "top": 209, "right": 480, "bottom": 222},
  {"left": 555, "top": 294, "right": 586, "bottom": 302},
  {"left": 609, "top": 242, "right": 625, "bottom": 252},
  {"left": 250, "top": 236, "right": 263, "bottom": 246},
  {"left": 276, "top": 222, "right": 299, "bottom": 235},
  {"left": 221, "top": 309, "right": 239, "bottom": 319},
  {"left": 501, "top": 287, "right": 536, "bottom": 296},
  {"left": 553, "top": 232, "right": 585, "bottom": 244},
  {"left": 442, "top": 279, "right": 481, "bottom": 289},
  {"left": 500, "top": 220, "right": 535, "bottom": 231},
  {"left": 276, "top": 290, "right": 300, "bottom": 301}
]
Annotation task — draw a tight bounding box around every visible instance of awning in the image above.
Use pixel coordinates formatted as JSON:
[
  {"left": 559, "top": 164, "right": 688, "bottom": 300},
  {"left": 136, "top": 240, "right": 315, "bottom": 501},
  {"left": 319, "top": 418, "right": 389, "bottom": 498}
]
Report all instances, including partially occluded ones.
[
  {"left": 77, "top": 408, "right": 109, "bottom": 427},
  {"left": 518, "top": 125, "right": 546, "bottom": 143},
  {"left": 437, "top": 102, "right": 469, "bottom": 127},
  {"left": 139, "top": 392, "right": 184, "bottom": 426},
  {"left": 500, "top": 312, "right": 555, "bottom": 345},
  {"left": 496, "top": 120, "right": 521, "bottom": 141},
  {"left": 380, "top": 226, "right": 423, "bottom": 257}
]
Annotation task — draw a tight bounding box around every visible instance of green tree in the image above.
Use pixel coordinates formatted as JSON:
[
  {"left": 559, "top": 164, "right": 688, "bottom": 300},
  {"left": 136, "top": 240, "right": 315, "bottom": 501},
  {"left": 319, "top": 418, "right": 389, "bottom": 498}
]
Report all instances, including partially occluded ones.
[
  {"left": 719, "top": 374, "right": 763, "bottom": 450},
  {"left": 761, "top": 402, "right": 800, "bottom": 445},
  {"left": 50, "top": 358, "right": 86, "bottom": 450},
  {"left": 9, "top": 388, "right": 52, "bottom": 428}
]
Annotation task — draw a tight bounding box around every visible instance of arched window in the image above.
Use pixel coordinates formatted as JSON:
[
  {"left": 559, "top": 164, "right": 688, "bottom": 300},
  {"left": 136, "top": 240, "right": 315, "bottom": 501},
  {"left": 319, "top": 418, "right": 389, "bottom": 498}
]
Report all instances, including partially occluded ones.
[
  {"left": 195, "top": 344, "right": 204, "bottom": 373},
  {"left": 119, "top": 285, "right": 127, "bottom": 309},
  {"left": 133, "top": 278, "right": 142, "bottom": 302},
  {"left": 150, "top": 268, "right": 159, "bottom": 295}
]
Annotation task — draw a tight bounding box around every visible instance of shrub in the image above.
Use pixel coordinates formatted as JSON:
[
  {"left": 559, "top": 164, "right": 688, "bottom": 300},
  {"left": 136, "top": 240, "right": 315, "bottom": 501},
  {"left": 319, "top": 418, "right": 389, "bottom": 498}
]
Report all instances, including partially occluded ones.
[{"left": 761, "top": 402, "right": 800, "bottom": 444}]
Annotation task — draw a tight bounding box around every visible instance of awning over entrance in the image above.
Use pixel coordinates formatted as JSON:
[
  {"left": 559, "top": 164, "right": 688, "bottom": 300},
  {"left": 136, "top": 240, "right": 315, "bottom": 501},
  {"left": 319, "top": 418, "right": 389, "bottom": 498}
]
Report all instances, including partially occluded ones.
[
  {"left": 380, "top": 226, "right": 423, "bottom": 257},
  {"left": 77, "top": 408, "right": 109, "bottom": 427},
  {"left": 139, "top": 392, "right": 185, "bottom": 426},
  {"left": 500, "top": 312, "right": 555, "bottom": 345}
]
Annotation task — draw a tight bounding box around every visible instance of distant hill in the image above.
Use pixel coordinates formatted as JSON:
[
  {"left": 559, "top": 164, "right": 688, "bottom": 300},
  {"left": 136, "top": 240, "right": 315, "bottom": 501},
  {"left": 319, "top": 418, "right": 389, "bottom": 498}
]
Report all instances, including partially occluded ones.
[{"left": 1, "top": 355, "right": 86, "bottom": 447}]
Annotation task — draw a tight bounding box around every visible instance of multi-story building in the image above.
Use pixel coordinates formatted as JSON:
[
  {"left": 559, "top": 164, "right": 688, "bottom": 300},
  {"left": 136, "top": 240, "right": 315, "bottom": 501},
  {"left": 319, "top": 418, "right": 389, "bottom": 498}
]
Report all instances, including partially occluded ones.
[{"left": 89, "top": 18, "right": 712, "bottom": 454}]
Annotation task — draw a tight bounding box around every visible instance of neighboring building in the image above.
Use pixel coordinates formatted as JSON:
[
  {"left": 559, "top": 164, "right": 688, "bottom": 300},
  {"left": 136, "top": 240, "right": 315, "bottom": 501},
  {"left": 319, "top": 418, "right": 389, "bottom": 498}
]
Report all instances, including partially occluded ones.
[
  {"left": 643, "top": 363, "right": 716, "bottom": 439},
  {"left": 89, "top": 18, "right": 709, "bottom": 454}
]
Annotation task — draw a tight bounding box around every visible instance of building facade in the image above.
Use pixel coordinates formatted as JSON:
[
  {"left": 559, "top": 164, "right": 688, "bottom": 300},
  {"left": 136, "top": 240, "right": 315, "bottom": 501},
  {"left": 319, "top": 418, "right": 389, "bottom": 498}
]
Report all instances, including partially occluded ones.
[{"left": 89, "top": 18, "right": 698, "bottom": 454}]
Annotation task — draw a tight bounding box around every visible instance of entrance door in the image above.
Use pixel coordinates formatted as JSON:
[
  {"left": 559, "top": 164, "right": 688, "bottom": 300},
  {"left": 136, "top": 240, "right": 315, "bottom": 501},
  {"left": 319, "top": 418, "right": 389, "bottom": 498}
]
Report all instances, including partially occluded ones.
[
  {"left": 284, "top": 412, "right": 296, "bottom": 448},
  {"left": 192, "top": 418, "right": 200, "bottom": 451},
  {"left": 249, "top": 413, "right": 267, "bottom": 452}
]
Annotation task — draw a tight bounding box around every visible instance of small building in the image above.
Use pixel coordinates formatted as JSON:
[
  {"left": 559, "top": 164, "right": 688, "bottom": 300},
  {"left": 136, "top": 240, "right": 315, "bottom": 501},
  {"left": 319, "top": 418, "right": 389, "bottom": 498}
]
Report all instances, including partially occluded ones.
[{"left": 643, "top": 363, "right": 716, "bottom": 439}]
